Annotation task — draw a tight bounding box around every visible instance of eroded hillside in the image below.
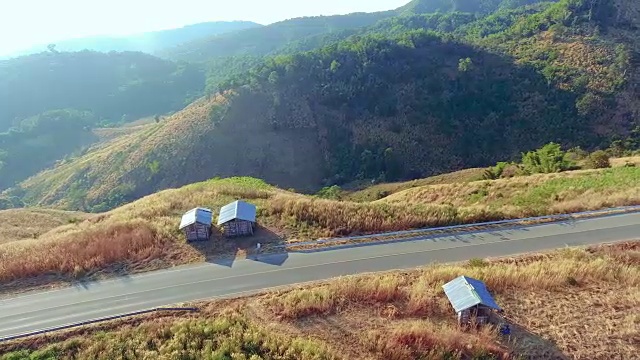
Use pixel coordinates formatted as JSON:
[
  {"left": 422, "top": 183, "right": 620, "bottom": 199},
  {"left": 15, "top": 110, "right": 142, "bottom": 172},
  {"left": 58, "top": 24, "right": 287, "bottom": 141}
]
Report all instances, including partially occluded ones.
[{"left": 16, "top": 93, "right": 326, "bottom": 211}]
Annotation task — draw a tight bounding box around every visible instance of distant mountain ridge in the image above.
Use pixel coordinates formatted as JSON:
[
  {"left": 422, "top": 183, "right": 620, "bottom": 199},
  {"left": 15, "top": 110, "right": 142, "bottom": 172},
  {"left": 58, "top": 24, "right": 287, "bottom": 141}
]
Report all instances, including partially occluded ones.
[
  {"left": 160, "top": 11, "right": 398, "bottom": 61},
  {"left": 6, "top": 21, "right": 262, "bottom": 58}
]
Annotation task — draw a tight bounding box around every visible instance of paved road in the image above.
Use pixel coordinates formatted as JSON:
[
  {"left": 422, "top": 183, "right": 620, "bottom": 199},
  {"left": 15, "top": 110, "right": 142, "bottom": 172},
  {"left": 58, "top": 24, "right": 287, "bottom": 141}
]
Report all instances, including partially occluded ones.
[{"left": 1, "top": 212, "right": 638, "bottom": 340}]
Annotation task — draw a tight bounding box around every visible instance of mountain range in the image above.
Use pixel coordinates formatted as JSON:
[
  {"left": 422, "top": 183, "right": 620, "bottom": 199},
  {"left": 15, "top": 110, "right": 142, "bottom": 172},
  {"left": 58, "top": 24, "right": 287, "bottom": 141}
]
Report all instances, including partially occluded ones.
[
  {"left": 4, "top": 21, "right": 261, "bottom": 59},
  {"left": 1, "top": 0, "right": 639, "bottom": 212}
]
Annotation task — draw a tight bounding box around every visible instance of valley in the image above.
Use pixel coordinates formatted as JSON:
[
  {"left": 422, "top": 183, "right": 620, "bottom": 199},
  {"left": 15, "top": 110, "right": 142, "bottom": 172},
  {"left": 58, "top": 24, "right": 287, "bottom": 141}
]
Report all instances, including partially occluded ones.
[{"left": 0, "top": 0, "right": 639, "bottom": 358}]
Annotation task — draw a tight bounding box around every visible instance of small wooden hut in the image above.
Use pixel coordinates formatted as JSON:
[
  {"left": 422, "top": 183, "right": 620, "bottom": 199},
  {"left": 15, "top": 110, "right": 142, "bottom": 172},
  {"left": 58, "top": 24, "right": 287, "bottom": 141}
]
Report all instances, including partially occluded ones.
[
  {"left": 442, "top": 275, "right": 502, "bottom": 327},
  {"left": 179, "top": 207, "right": 213, "bottom": 242},
  {"left": 217, "top": 200, "right": 257, "bottom": 238}
]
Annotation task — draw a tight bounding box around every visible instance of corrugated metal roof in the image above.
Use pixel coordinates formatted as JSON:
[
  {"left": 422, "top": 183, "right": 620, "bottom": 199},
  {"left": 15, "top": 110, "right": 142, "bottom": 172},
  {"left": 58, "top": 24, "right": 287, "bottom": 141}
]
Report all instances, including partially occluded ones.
[
  {"left": 217, "top": 200, "right": 257, "bottom": 225},
  {"left": 179, "top": 207, "right": 213, "bottom": 230},
  {"left": 442, "top": 276, "right": 502, "bottom": 313}
]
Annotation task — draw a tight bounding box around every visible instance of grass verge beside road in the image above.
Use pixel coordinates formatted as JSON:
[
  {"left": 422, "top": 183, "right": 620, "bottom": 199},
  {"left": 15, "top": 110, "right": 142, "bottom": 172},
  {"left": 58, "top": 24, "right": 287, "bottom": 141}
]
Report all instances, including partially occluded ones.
[
  {"left": 0, "top": 166, "right": 638, "bottom": 295},
  {"left": 1, "top": 241, "right": 638, "bottom": 360}
]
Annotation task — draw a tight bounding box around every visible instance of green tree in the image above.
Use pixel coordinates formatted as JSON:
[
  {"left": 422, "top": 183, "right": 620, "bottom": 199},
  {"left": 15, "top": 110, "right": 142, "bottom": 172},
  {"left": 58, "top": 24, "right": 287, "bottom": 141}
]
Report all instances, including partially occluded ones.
[
  {"left": 383, "top": 147, "right": 402, "bottom": 180},
  {"left": 458, "top": 57, "right": 474, "bottom": 72},
  {"left": 148, "top": 160, "right": 161, "bottom": 175},
  {"left": 483, "top": 161, "right": 510, "bottom": 179},
  {"left": 521, "top": 142, "right": 572, "bottom": 174},
  {"left": 316, "top": 185, "right": 343, "bottom": 200}
]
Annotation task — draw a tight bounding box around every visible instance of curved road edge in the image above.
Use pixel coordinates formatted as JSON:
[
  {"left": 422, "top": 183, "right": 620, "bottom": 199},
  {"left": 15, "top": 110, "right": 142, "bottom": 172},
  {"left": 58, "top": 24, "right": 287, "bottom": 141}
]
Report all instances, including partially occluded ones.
[{"left": 0, "top": 210, "right": 639, "bottom": 343}]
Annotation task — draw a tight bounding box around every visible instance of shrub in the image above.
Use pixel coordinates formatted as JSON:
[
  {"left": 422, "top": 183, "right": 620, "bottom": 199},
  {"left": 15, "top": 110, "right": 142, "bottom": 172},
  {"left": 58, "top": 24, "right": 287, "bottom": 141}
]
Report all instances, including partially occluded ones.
[
  {"left": 584, "top": 150, "right": 611, "bottom": 169},
  {"left": 566, "top": 146, "right": 589, "bottom": 162},
  {"left": 521, "top": 142, "right": 573, "bottom": 174},
  {"left": 482, "top": 162, "right": 509, "bottom": 180},
  {"left": 316, "top": 185, "right": 343, "bottom": 200}
]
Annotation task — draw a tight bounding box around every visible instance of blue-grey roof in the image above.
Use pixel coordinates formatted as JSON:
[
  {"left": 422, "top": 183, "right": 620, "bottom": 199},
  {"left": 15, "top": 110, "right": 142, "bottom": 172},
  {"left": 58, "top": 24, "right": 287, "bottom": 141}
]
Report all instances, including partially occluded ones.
[
  {"left": 179, "top": 207, "right": 213, "bottom": 229},
  {"left": 217, "top": 200, "right": 257, "bottom": 225},
  {"left": 442, "top": 276, "right": 501, "bottom": 313}
]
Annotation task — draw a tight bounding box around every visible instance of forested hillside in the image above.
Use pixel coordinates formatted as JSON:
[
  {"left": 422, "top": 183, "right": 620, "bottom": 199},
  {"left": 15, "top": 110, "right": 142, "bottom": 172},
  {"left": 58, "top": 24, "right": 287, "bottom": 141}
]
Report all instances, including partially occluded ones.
[
  {"left": 0, "top": 51, "right": 205, "bottom": 131},
  {"left": 193, "top": 0, "right": 557, "bottom": 95},
  {"left": 399, "top": 0, "right": 549, "bottom": 14},
  {"left": 161, "top": 11, "right": 398, "bottom": 62},
  {"left": 0, "top": 110, "right": 99, "bottom": 190},
  {"left": 9, "top": 0, "right": 639, "bottom": 212},
  {"left": 0, "top": 50, "right": 207, "bottom": 190}
]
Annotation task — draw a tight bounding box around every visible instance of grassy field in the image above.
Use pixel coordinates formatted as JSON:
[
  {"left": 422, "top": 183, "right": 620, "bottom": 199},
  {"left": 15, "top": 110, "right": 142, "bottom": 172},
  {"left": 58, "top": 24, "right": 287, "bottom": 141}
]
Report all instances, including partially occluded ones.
[
  {"left": 1, "top": 241, "right": 637, "bottom": 360},
  {"left": 343, "top": 167, "right": 486, "bottom": 202},
  {"left": 0, "top": 209, "right": 91, "bottom": 245},
  {"left": 382, "top": 167, "right": 640, "bottom": 216},
  {"left": 0, "top": 165, "right": 638, "bottom": 294}
]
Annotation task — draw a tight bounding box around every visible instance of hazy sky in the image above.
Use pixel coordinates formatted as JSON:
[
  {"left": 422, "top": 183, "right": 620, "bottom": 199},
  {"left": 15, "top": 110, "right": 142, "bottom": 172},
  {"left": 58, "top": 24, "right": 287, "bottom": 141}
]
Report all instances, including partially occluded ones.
[{"left": 0, "top": 0, "right": 410, "bottom": 55}]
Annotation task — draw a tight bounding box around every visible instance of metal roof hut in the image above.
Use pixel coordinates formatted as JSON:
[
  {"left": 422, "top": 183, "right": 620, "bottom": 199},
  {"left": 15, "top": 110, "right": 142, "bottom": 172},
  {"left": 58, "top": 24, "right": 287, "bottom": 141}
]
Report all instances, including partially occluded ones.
[
  {"left": 179, "top": 207, "right": 213, "bottom": 242},
  {"left": 442, "top": 275, "right": 502, "bottom": 327},
  {"left": 217, "top": 200, "right": 257, "bottom": 238}
]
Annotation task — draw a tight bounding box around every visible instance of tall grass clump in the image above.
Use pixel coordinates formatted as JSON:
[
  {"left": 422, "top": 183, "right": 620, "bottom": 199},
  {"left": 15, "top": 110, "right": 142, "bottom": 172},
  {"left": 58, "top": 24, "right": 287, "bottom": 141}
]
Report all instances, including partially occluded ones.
[
  {"left": 0, "top": 315, "right": 339, "bottom": 360},
  {"left": 0, "top": 221, "right": 170, "bottom": 283},
  {"left": 414, "top": 248, "right": 640, "bottom": 293},
  {"left": 267, "top": 245, "right": 640, "bottom": 321},
  {"left": 269, "top": 275, "right": 408, "bottom": 320},
  {"left": 365, "top": 321, "right": 508, "bottom": 360},
  {"left": 264, "top": 195, "right": 468, "bottom": 237}
]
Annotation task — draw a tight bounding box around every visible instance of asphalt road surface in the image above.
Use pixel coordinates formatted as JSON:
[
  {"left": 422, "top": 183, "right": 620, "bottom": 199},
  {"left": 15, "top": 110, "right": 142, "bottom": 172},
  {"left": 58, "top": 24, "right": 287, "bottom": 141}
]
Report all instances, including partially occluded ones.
[{"left": 1, "top": 211, "right": 638, "bottom": 340}]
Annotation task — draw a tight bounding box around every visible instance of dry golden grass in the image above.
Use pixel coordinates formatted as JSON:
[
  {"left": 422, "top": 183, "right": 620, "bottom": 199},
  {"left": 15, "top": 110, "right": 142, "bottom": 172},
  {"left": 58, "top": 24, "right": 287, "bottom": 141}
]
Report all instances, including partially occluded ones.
[
  {"left": 0, "top": 221, "right": 183, "bottom": 284},
  {"left": 610, "top": 155, "right": 640, "bottom": 167},
  {"left": 364, "top": 320, "right": 509, "bottom": 360},
  {"left": 259, "top": 241, "right": 640, "bottom": 359},
  {"left": 265, "top": 243, "right": 640, "bottom": 321},
  {"left": 1, "top": 164, "right": 638, "bottom": 293},
  {"left": 0, "top": 208, "right": 91, "bottom": 244},
  {"left": 0, "top": 311, "right": 339, "bottom": 360},
  {"left": 2, "top": 241, "right": 637, "bottom": 360},
  {"left": 344, "top": 167, "right": 486, "bottom": 202}
]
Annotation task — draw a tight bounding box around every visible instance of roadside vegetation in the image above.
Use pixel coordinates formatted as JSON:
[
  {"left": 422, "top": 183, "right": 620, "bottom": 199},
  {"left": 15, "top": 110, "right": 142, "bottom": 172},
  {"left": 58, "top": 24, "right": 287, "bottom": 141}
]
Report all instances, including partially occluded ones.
[
  {"left": 2, "top": 241, "right": 637, "bottom": 360},
  {"left": 0, "top": 145, "right": 638, "bottom": 293}
]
